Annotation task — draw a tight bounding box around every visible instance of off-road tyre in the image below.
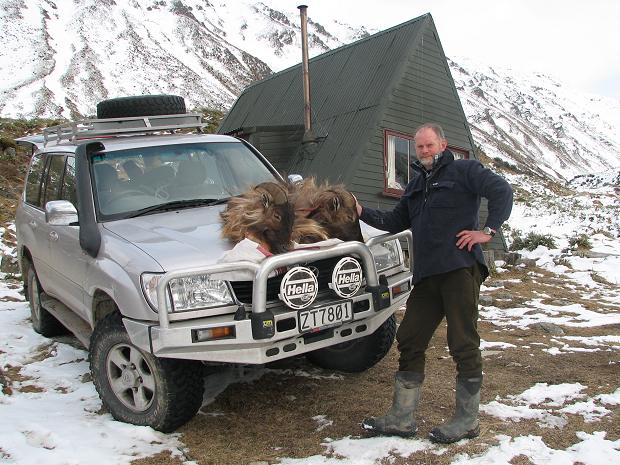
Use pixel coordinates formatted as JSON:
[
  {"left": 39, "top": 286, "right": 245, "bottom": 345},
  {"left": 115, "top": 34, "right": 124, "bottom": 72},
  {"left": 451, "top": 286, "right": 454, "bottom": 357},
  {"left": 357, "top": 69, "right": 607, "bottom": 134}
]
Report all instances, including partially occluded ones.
[
  {"left": 90, "top": 312, "right": 204, "bottom": 432},
  {"left": 96, "top": 95, "right": 186, "bottom": 119},
  {"left": 306, "top": 314, "right": 396, "bottom": 372},
  {"left": 27, "top": 266, "right": 65, "bottom": 337}
]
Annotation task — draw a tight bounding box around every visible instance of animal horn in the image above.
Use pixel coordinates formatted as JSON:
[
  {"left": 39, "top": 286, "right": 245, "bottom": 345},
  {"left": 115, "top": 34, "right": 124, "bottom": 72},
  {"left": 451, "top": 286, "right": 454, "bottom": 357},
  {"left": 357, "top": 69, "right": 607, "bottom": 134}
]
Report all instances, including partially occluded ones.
[
  {"left": 332, "top": 195, "right": 340, "bottom": 211},
  {"left": 255, "top": 182, "right": 288, "bottom": 206},
  {"left": 260, "top": 192, "right": 270, "bottom": 208}
]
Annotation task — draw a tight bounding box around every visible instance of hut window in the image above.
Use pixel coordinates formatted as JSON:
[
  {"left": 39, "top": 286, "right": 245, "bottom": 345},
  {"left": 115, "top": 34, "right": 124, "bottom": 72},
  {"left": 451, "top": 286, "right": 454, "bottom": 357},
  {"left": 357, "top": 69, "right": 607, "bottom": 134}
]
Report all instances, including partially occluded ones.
[
  {"left": 450, "top": 147, "right": 470, "bottom": 160},
  {"left": 384, "top": 131, "right": 414, "bottom": 194},
  {"left": 384, "top": 130, "right": 471, "bottom": 196}
]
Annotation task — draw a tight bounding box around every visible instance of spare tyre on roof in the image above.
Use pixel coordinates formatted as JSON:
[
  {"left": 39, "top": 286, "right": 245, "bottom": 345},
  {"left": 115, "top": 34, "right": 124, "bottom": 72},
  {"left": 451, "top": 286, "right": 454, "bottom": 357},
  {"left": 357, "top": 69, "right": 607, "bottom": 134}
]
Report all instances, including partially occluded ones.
[{"left": 96, "top": 94, "right": 187, "bottom": 119}]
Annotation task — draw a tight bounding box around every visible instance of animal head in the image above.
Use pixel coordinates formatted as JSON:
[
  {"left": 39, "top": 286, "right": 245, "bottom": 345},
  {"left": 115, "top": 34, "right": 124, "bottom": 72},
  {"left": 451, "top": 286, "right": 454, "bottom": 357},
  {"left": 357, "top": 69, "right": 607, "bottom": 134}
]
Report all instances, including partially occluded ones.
[
  {"left": 291, "top": 178, "right": 363, "bottom": 242},
  {"left": 220, "top": 182, "right": 294, "bottom": 254}
]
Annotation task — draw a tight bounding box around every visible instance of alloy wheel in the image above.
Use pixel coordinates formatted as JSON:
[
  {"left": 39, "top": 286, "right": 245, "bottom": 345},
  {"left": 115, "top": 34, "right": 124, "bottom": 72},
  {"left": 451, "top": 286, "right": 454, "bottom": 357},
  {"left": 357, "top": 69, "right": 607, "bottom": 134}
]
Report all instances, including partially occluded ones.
[{"left": 106, "top": 343, "right": 156, "bottom": 412}]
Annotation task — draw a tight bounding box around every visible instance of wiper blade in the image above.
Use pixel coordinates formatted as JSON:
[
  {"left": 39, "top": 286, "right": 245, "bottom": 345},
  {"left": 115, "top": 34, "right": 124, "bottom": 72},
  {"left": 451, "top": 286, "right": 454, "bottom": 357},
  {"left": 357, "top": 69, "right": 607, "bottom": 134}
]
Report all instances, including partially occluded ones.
[
  {"left": 205, "top": 198, "right": 229, "bottom": 206},
  {"left": 128, "top": 198, "right": 227, "bottom": 218}
]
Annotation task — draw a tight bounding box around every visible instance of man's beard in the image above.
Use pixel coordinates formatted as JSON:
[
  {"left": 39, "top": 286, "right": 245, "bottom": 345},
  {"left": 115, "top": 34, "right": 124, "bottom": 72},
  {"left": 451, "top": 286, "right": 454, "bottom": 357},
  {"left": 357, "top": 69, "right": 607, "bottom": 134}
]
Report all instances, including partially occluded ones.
[
  {"left": 419, "top": 157, "right": 434, "bottom": 169},
  {"left": 418, "top": 152, "right": 443, "bottom": 170}
]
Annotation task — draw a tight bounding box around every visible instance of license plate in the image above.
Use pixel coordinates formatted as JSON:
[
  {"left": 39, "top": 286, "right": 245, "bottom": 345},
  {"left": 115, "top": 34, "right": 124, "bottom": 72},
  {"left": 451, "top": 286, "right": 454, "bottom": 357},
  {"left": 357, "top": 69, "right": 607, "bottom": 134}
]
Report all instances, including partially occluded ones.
[{"left": 298, "top": 301, "right": 353, "bottom": 332}]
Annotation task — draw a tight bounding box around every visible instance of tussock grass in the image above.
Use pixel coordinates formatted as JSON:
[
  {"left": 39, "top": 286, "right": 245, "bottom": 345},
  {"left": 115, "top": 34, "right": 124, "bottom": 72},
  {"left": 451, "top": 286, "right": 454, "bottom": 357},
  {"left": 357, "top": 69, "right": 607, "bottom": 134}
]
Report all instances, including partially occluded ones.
[{"left": 510, "top": 230, "right": 557, "bottom": 251}]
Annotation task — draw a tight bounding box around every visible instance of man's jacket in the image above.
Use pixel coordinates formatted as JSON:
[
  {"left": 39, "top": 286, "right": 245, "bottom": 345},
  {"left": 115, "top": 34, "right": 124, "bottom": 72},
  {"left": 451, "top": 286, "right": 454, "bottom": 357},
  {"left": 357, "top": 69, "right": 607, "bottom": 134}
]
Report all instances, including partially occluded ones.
[{"left": 360, "top": 150, "right": 513, "bottom": 284}]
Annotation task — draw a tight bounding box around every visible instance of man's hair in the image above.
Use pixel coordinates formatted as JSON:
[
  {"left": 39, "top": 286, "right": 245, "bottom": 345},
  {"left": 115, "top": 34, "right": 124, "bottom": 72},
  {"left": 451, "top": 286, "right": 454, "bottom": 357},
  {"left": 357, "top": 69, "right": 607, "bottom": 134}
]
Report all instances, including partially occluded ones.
[{"left": 415, "top": 122, "right": 446, "bottom": 140}]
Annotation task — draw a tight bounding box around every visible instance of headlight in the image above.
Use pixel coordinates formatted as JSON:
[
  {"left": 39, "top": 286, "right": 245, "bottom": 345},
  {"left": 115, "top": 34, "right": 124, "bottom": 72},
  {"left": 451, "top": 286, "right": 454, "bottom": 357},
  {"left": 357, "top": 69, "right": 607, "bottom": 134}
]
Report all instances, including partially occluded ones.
[
  {"left": 141, "top": 273, "right": 168, "bottom": 311},
  {"left": 141, "top": 273, "right": 234, "bottom": 312},
  {"left": 370, "top": 239, "right": 404, "bottom": 273}
]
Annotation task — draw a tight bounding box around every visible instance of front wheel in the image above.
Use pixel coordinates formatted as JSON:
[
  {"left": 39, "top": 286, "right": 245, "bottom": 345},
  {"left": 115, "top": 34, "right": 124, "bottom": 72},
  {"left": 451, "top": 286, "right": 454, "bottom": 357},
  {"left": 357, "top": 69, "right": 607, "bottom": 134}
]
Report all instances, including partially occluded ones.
[
  {"left": 90, "top": 313, "right": 204, "bottom": 432},
  {"left": 306, "top": 314, "right": 396, "bottom": 372}
]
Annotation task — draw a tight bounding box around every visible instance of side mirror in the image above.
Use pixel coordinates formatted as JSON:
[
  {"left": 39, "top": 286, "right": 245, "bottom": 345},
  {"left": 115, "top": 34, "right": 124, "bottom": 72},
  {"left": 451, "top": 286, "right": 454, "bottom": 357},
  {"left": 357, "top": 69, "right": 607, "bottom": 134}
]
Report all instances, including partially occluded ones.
[
  {"left": 288, "top": 174, "right": 303, "bottom": 184},
  {"left": 45, "top": 200, "right": 78, "bottom": 226}
]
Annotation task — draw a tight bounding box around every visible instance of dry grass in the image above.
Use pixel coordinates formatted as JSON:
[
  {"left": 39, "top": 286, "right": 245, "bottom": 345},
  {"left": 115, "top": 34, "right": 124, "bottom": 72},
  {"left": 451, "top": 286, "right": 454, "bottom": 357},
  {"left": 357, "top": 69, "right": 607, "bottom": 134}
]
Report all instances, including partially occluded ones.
[
  {"left": 1, "top": 259, "right": 616, "bottom": 464},
  {"left": 128, "top": 267, "right": 619, "bottom": 465}
]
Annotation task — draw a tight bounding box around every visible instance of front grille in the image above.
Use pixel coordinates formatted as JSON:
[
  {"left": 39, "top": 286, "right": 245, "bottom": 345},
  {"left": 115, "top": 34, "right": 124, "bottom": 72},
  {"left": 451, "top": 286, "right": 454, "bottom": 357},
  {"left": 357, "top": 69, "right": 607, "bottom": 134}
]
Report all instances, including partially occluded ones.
[
  {"left": 230, "top": 275, "right": 283, "bottom": 304},
  {"left": 229, "top": 256, "right": 357, "bottom": 304}
]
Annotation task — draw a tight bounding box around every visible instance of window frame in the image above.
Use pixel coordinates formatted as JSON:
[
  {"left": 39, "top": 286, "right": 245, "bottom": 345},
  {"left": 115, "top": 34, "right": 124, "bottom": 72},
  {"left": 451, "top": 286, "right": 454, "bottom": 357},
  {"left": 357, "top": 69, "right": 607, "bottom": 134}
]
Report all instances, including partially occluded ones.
[
  {"left": 25, "top": 152, "right": 77, "bottom": 209},
  {"left": 383, "top": 129, "right": 414, "bottom": 198},
  {"left": 24, "top": 153, "right": 46, "bottom": 208},
  {"left": 59, "top": 156, "right": 77, "bottom": 205},
  {"left": 382, "top": 129, "right": 471, "bottom": 197},
  {"left": 42, "top": 153, "right": 68, "bottom": 206}
]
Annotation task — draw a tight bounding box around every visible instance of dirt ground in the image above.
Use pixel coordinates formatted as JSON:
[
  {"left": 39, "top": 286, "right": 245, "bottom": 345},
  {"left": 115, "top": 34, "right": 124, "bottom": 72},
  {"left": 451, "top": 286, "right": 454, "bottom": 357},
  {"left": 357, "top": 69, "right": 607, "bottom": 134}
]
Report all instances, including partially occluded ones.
[{"left": 129, "top": 264, "right": 620, "bottom": 465}]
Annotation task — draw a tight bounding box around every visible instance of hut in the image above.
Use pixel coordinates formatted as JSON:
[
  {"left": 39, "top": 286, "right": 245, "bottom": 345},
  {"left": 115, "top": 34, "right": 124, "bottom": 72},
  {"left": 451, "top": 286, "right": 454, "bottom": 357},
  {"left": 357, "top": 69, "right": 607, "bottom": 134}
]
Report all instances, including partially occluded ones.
[{"left": 218, "top": 13, "right": 507, "bottom": 252}]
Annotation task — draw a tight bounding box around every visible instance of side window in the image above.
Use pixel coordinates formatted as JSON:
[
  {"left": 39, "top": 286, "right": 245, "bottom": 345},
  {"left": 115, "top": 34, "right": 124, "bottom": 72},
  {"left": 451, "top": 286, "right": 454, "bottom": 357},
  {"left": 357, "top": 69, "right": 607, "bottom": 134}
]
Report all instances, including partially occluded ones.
[
  {"left": 25, "top": 153, "right": 46, "bottom": 207},
  {"left": 60, "top": 156, "right": 77, "bottom": 205},
  {"left": 43, "top": 154, "right": 67, "bottom": 206}
]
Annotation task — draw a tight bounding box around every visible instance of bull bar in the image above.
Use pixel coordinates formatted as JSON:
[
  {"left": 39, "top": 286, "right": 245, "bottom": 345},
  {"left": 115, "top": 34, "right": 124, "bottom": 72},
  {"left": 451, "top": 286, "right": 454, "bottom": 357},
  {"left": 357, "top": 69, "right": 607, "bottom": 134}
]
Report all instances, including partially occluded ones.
[{"left": 156, "top": 231, "right": 412, "bottom": 327}]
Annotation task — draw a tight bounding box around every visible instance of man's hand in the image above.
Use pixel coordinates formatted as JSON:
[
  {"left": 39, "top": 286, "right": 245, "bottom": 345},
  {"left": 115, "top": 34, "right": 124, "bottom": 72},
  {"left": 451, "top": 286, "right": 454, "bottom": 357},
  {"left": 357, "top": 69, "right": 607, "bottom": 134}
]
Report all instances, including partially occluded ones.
[{"left": 456, "top": 230, "right": 493, "bottom": 251}]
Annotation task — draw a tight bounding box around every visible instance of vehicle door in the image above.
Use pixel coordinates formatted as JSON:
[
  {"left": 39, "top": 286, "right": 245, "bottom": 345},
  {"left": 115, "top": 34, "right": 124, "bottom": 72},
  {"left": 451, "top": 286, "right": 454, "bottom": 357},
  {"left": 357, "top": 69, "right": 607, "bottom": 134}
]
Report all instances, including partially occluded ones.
[
  {"left": 44, "top": 155, "right": 90, "bottom": 318},
  {"left": 16, "top": 152, "right": 52, "bottom": 285}
]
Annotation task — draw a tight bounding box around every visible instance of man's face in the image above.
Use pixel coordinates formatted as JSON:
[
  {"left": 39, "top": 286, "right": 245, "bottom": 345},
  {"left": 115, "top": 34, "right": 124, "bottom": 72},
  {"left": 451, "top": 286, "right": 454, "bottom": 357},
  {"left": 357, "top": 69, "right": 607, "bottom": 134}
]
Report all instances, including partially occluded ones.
[{"left": 414, "top": 128, "right": 447, "bottom": 169}]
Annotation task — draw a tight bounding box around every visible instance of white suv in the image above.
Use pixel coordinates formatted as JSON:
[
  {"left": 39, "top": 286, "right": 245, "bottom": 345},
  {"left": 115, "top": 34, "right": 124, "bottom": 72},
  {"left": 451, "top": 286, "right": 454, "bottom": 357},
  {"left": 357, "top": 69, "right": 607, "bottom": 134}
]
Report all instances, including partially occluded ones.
[{"left": 15, "top": 95, "right": 413, "bottom": 431}]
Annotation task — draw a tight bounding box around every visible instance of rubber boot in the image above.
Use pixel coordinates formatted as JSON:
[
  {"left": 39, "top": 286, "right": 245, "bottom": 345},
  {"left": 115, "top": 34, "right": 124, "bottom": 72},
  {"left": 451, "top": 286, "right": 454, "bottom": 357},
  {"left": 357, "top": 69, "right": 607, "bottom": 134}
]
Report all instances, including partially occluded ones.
[
  {"left": 361, "top": 371, "right": 424, "bottom": 437},
  {"left": 429, "top": 376, "right": 482, "bottom": 443}
]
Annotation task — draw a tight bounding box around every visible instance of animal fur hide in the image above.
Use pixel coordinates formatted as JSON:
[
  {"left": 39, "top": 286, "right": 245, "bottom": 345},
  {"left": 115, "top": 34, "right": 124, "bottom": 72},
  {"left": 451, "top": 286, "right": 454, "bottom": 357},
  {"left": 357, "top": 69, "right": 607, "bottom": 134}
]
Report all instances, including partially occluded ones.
[
  {"left": 289, "top": 177, "right": 363, "bottom": 243},
  {"left": 220, "top": 182, "right": 294, "bottom": 254},
  {"left": 220, "top": 178, "right": 362, "bottom": 257}
]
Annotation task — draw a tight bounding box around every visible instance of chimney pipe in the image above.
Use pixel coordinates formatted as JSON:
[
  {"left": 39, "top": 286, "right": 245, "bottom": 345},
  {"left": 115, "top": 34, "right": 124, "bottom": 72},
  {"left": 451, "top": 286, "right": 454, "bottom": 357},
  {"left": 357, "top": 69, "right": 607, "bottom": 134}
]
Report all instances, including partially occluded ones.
[{"left": 298, "top": 5, "right": 315, "bottom": 142}]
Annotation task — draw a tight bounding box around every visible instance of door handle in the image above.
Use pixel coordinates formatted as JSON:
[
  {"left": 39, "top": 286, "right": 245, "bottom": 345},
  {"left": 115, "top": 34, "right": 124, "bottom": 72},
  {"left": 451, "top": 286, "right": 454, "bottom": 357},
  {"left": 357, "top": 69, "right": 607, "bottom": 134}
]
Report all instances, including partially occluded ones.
[
  {"left": 49, "top": 231, "right": 59, "bottom": 242},
  {"left": 29, "top": 220, "right": 37, "bottom": 229}
]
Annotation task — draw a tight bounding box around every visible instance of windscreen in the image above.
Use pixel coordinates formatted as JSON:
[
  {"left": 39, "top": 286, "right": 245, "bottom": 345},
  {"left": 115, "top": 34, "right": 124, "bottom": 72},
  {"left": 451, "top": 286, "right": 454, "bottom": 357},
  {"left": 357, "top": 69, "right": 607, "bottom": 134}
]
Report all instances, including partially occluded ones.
[{"left": 91, "top": 141, "right": 279, "bottom": 219}]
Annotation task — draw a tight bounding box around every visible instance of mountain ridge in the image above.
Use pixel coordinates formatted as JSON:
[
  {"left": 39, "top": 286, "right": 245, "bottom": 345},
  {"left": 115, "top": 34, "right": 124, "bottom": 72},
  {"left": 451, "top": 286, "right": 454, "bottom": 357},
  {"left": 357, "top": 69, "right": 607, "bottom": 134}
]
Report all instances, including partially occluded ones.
[{"left": 1, "top": 0, "right": 619, "bottom": 181}]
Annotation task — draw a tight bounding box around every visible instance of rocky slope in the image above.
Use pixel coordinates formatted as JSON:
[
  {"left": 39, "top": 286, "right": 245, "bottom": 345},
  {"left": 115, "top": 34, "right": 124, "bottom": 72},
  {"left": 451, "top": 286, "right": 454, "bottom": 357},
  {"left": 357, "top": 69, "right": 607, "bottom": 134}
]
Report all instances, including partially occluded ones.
[{"left": 451, "top": 57, "right": 620, "bottom": 181}]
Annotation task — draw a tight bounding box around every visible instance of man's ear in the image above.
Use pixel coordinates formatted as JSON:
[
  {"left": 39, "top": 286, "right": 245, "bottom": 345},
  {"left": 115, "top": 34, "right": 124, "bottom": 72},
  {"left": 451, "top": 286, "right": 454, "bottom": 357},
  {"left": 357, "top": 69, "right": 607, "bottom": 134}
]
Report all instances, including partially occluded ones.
[{"left": 440, "top": 138, "right": 448, "bottom": 151}]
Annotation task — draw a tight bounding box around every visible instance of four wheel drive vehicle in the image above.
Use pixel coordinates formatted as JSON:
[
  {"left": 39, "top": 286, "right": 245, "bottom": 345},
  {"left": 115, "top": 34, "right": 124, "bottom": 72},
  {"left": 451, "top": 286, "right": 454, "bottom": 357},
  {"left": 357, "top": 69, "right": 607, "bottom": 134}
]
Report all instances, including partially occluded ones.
[{"left": 15, "top": 95, "right": 413, "bottom": 432}]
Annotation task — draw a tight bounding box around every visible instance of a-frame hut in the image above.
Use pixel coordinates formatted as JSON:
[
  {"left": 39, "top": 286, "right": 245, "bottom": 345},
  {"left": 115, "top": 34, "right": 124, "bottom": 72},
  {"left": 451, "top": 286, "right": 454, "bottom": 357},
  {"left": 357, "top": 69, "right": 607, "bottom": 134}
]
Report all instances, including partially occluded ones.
[{"left": 218, "top": 13, "right": 507, "bottom": 252}]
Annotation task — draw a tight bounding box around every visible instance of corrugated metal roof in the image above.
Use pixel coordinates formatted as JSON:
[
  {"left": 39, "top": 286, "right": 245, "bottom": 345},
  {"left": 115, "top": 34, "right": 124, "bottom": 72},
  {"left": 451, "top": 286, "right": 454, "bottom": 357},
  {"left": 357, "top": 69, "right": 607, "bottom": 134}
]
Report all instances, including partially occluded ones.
[
  {"left": 220, "top": 14, "right": 429, "bottom": 132},
  {"left": 219, "top": 14, "right": 430, "bottom": 182}
]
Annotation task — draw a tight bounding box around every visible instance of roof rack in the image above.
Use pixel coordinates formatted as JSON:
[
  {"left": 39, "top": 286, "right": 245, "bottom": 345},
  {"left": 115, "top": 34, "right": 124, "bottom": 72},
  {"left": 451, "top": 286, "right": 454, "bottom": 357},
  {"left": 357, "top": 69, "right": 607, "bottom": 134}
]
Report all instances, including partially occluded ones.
[{"left": 42, "top": 113, "right": 207, "bottom": 146}]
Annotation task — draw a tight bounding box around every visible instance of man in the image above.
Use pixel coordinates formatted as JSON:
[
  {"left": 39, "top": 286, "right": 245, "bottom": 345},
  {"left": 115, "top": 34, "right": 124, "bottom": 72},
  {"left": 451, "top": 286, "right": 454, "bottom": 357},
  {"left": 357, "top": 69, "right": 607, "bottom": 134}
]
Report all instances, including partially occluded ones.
[{"left": 358, "top": 123, "right": 513, "bottom": 443}]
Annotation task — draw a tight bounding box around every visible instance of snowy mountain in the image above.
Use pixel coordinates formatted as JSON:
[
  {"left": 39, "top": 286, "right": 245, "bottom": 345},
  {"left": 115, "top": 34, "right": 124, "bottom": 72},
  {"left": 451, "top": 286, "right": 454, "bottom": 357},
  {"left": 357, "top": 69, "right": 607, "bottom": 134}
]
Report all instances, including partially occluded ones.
[
  {"left": 1, "top": 0, "right": 619, "bottom": 181},
  {"left": 0, "top": 0, "right": 368, "bottom": 118},
  {"left": 451, "top": 57, "right": 620, "bottom": 181}
]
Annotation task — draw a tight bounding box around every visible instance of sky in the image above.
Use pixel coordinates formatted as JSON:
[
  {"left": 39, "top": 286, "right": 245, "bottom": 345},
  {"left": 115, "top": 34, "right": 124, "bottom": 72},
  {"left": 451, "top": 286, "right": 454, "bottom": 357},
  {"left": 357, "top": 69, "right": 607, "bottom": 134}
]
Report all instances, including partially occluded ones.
[{"left": 267, "top": 0, "right": 620, "bottom": 99}]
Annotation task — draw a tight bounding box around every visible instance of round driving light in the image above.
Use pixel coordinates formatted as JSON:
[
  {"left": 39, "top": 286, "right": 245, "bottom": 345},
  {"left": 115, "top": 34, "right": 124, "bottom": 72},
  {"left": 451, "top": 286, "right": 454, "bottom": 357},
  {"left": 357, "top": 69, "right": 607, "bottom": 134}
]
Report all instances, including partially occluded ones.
[
  {"left": 279, "top": 266, "right": 318, "bottom": 309},
  {"left": 330, "top": 257, "right": 363, "bottom": 298}
]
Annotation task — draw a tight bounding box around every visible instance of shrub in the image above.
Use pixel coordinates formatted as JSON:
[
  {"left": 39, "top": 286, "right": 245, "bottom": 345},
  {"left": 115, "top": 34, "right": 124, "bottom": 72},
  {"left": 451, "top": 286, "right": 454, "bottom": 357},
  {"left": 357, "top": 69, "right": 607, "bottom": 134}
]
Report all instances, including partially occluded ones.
[
  {"left": 591, "top": 228, "right": 614, "bottom": 239},
  {"left": 510, "top": 231, "right": 556, "bottom": 251},
  {"left": 192, "top": 107, "right": 225, "bottom": 134},
  {"left": 591, "top": 272, "right": 611, "bottom": 285},
  {"left": 553, "top": 257, "right": 572, "bottom": 269},
  {"left": 568, "top": 233, "right": 592, "bottom": 250},
  {"left": 509, "top": 229, "right": 525, "bottom": 251},
  {"left": 0, "top": 136, "right": 17, "bottom": 151}
]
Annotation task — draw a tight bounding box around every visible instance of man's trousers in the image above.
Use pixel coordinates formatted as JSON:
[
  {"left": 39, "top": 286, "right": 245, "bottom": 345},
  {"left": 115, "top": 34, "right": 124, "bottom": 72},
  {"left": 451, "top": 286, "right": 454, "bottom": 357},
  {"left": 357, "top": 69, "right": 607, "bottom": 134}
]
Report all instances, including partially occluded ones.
[{"left": 396, "top": 264, "right": 483, "bottom": 378}]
